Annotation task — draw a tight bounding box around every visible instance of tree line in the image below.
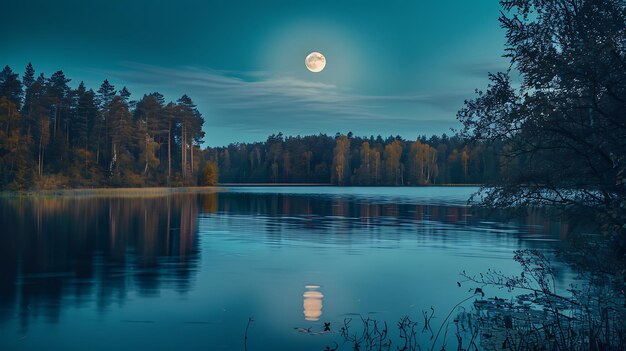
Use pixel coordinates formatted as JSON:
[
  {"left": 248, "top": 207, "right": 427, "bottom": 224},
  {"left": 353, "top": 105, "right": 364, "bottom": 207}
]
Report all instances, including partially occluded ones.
[
  {"left": 0, "top": 63, "right": 513, "bottom": 189},
  {"left": 209, "top": 132, "right": 503, "bottom": 185},
  {"left": 0, "top": 64, "right": 207, "bottom": 189}
]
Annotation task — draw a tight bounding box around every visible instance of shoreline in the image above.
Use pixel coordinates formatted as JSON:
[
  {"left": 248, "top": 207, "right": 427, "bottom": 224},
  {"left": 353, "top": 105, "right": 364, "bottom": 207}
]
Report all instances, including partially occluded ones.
[
  {"left": 0, "top": 183, "right": 483, "bottom": 197},
  {"left": 219, "top": 183, "right": 483, "bottom": 187},
  {"left": 1, "top": 186, "right": 225, "bottom": 198}
]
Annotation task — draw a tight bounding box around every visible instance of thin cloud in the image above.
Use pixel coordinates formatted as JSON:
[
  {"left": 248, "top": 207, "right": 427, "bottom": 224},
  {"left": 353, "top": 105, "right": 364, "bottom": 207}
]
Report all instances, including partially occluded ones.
[
  {"left": 105, "top": 63, "right": 466, "bottom": 136},
  {"left": 456, "top": 60, "right": 511, "bottom": 77}
]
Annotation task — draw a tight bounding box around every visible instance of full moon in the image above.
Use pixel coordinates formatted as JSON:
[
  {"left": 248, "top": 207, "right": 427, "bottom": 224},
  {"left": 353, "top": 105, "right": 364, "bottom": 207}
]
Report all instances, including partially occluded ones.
[{"left": 305, "top": 52, "right": 326, "bottom": 73}]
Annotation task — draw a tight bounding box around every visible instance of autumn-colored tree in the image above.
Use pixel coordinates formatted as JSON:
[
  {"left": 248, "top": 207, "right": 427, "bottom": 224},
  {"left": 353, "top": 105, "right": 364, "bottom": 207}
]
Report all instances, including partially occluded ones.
[
  {"left": 207, "top": 133, "right": 490, "bottom": 186},
  {"left": 331, "top": 135, "right": 350, "bottom": 185},
  {"left": 354, "top": 141, "right": 373, "bottom": 184},
  {"left": 0, "top": 97, "right": 33, "bottom": 189},
  {"left": 0, "top": 64, "right": 515, "bottom": 190},
  {"left": 409, "top": 140, "right": 438, "bottom": 185},
  {"left": 0, "top": 65, "right": 212, "bottom": 189},
  {"left": 201, "top": 161, "right": 219, "bottom": 185},
  {"left": 383, "top": 140, "right": 403, "bottom": 185}
]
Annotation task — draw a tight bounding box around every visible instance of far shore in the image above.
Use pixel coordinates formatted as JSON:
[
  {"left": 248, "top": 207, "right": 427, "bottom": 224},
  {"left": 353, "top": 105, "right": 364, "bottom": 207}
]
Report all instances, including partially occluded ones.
[
  {"left": 0, "top": 183, "right": 483, "bottom": 198},
  {"left": 1, "top": 186, "right": 225, "bottom": 198},
  {"left": 220, "top": 183, "right": 482, "bottom": 187}
]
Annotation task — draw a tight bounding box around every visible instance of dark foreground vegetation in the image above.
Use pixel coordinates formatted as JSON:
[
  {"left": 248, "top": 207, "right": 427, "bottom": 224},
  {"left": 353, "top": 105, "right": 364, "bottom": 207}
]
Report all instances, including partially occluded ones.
[
  {"left": 460, "top": 0, "right": 626, "bottom": 349},
  {"left": 457, "top": 0, "right": 625, "bottom": 263}
]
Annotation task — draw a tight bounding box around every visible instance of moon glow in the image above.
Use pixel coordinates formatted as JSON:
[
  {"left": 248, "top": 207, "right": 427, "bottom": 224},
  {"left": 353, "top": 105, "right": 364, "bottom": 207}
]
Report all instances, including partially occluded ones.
[{"left": 305, "top": 52, "right": 326, "bottom": 73}]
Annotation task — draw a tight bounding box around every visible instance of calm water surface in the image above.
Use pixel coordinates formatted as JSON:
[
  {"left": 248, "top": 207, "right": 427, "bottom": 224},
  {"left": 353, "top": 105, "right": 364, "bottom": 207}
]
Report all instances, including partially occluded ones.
[{"left": 0, "top": 187, "right": 574, "bottom": 350}]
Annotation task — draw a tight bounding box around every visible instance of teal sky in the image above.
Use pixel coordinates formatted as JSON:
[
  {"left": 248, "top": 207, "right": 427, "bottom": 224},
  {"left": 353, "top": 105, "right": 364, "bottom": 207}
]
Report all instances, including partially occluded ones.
[{"left": 2, "top": 0, "right": 508, "bottom": 146}]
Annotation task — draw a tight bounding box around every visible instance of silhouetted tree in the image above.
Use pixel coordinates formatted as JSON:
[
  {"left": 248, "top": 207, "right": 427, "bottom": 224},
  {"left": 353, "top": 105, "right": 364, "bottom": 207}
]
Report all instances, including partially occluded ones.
[
  {"left": 0, "top": 66, "right": 22, "bottom": 106},
  {"left": 458, "top": 0, "right": 626, "bottom": 250}
]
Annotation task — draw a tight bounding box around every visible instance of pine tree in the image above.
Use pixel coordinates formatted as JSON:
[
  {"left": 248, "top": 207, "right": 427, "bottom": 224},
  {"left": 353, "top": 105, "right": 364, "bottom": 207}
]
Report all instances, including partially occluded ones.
[
  {"left": 72, "top": 82, "right": 97, "bottom": 147},
  {"left": 26, "top": 74, "right": 50, "bottom": 177},
  {"left": 21, "top": 63, "right": 36, "bottom": 131},
  {"left": 46, "top": 70, "right": 71, "bottom": 141},
  {"left": 119, "top": 86, "right": 131, "bottom": 103},
  {"left": 72, "top": 82, "right": 99, "bottom": 177},
  {"left": 136, "top": 94, "right": 165, "bottom": 177},
  {"left": 95, "top": 79, "right": 116, "bottom": 168},
  {"left": 163, "top": 102, "right": 177, "bottom": 184},
  {"left": 0, "top": 66, "right": 22, "bottom": 107},
  {"left": 97, "top": 79, "right": 116, "bottom": 108},
  {"left": 150, "top": 92, "right": 165, "bottom": 105},
  {"left": 177, "top": 95, "right": 204, "bottom": 182},
  {"left": 104, "top": 96, "right": 132, "bottom": 180},
  {"left": 22, "top": 63, "right": 35, "bottom": 92},
  {"left": 119, "top": 86, "right": 135, "bottom": 110}
]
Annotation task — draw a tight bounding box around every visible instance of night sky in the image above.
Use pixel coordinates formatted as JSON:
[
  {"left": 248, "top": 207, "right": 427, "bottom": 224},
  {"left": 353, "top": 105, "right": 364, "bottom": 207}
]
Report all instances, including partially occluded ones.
[{"left": 2, "top": 0, "right": 508, "bottom": 146}]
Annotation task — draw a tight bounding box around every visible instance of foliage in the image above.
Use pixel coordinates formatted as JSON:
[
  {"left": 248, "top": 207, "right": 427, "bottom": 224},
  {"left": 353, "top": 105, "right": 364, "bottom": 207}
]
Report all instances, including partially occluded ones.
[
  {"left": 0, "top": 65, "right": 509, "bottom": 189},
  {"left": 462, "top": 249, "right": 626, "bottom": 350},
  {"left": 201, "top": 161, "right": 219, "bottom": 186},
  {"left": 211, "top": 133, "right": 501, "bottom": 185},
  {"left": 457, "top": 0, "right": 626, "bottom": 242},
  {"left": 331, "top": 135, "right": 350, "bottom": 185},
  {"left": 0, "top": 64, "right": 205, "bottom": 189},
  {"left": 456, "top": 3, "right": 626, "bottom": 348}
]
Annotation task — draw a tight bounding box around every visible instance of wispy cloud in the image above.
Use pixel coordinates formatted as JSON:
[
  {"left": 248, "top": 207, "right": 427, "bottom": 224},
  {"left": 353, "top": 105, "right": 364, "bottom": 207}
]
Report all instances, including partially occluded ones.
[
  {"left": 455, "top": 60, "right": 511, "bottom": 78},
  {"left": 106, "top": 63, "right": 468, "bottom": 139}
]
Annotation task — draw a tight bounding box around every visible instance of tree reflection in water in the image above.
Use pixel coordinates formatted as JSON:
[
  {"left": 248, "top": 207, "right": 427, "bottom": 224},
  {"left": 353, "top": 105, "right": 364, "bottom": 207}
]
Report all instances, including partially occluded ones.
[
  {"left": 0, "top": 193, "right": 210, "bottom": 332},
  {"left": 0, "top": 189, "right": 573, "bottom": 350}
]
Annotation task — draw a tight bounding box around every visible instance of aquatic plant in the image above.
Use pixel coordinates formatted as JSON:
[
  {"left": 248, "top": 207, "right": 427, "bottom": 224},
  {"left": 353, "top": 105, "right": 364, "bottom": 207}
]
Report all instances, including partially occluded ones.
[{"left": 462, "top": 249, "right": 626, "bottom": 350}]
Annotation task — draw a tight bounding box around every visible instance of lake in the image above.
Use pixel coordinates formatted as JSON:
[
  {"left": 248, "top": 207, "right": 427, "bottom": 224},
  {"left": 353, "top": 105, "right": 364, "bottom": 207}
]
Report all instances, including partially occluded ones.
[{"left": 0, "top": 186, "right": 575, "bottom": 350}]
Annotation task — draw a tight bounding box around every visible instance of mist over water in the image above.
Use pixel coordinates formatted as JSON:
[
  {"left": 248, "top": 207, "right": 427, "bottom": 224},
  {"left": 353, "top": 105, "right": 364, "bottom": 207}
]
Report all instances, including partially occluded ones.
[{"left": 0, "top": 187, "right": 574, "bottom": 350}]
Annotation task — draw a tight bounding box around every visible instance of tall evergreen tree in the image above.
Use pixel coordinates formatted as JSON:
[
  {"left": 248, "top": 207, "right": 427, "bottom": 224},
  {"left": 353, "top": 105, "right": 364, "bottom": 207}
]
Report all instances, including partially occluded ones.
[
  {"left": 0, "top": 66, "right": 22, "bottom": 107},
  {"left": 177, "top": 95, "right": 204, "bottom": 180},
  {"left": 27, "top": 74, "right": 50, "bottom": 177},
  {"left": 95, "top": 79, "right": 116, "bottom": 167},
  {"left": 46, "top": 70, "right": 71, "bottom": 140},
  {"left": 97, "top": 79, "right": 116, "bottom": 108},
  {"left": 136, "top": 94, "right": 165, "bottom": 177},
  {"left": 72, "top": 81, "right": 98, "bottom": 171},
  {"left": 104, "top": 96, "right": 132, "bottom": 180},
  {"left": 21, "top": 63, "right": 36, "bottom": 131},
  {"left": 22, "top": 63, "right": 35, "bottom": 92},
  {"left": 119, "top": 86, "right": 131, "bottom": 103},
  {"left": 0, "top": 66, "right": 214, "bottom": 188}
]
